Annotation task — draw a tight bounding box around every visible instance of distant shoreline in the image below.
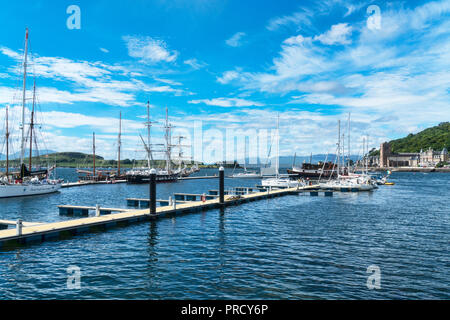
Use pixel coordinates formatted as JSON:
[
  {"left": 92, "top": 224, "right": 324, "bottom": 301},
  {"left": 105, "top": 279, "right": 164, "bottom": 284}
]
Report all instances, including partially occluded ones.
[{"left": 361, "top": 167, "right": 450, "bottom": 173}]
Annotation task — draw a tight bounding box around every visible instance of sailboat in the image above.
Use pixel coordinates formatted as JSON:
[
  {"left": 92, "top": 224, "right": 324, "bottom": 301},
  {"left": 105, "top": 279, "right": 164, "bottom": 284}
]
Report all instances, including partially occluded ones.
[
  {"left": 261, "top": 114, "right": 303, "bottom": 188},
  {"left": 231, "top": 139, "right": 261, "bottom": 178},
  {"left": 319, "top": 119, "right": 376, "bottom": 192},
  {"left": 77, "top": 132, "right": 113, "bottom": 182},
  {"left": 286, "top": 152, "right": 337, "bottom": 179},
  {"left": 77, "top": 113, "right": 125, "bottom": 182},
  {"left": 126, "top": 102, "right": 179, "bottom": 183},
  {"left": 0, "top": 29, "right": 61, "bottom": 198}
]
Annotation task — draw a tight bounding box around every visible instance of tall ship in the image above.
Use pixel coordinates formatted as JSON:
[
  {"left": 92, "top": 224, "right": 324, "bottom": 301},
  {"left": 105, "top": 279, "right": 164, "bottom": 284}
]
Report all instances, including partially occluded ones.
[
  {"left": 126, "top": 103, "right": 183, "bottom": 184},
  {"left": 77, "top": 113, "right": 126, "bottom": 182},
  {"left": 286, "top": 158, "right": 338, "bottom": 179},
  {"left": 0, "top": 29, "right": 61, "bottom": 198}
]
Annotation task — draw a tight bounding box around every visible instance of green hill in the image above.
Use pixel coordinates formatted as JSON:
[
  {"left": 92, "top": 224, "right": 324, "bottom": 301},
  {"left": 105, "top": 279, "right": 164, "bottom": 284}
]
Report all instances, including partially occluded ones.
[
  {"left": 389, "top": 122, "right": 450, "bottom": 153},
  {"left": 0, "top": 152, "right": 199, "bottom": 168}
]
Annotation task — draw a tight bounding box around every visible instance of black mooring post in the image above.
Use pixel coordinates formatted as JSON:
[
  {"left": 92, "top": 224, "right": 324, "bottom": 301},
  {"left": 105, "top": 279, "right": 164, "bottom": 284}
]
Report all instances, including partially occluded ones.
[
  {"left": 219, "top": 166, "right": 224, "bottom": 204},
  {"left": 149, "top": 169, "right": 157, "bottom": 214}
]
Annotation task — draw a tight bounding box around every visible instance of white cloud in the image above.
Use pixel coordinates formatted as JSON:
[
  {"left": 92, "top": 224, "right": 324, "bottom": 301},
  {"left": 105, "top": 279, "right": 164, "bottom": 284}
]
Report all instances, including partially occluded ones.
[
  {"left": 188, "top": 97, "right": 264, "bottom": 107},
  {"left": 184, "top": 58, "right": 206, "bottom": 70},
  {"left": 266, "top": 9, "right": 314, "bottom": 31},
  {"left": 216, "top": 69, "right": 242, "bottom": 84},
  {"left": 219, "top": 35, "right": 334, "bottom": 93},
  {"left": 0, "top": 47, "right": 184, "bottom": 106},
  {"left": 225, "top": 32, "right": 246, "bottom": 47},
  {"left": 313, "top": 23, "right": 352, "bottom": 45},
  {"left": 123, "top": 35, "right": 178, "bottom": 63},
  {"left": 99, "top": 47, "right": 109, "bottom": 53},
  {"left": 212, "top": 0, "right": 450, "bottom": 158}
]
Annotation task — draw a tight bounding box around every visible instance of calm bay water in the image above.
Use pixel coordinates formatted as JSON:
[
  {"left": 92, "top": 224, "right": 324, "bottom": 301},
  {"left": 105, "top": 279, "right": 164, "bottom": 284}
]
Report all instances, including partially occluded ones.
[{"left": 0, "top": 168, "right": 448, "bottom": 299}]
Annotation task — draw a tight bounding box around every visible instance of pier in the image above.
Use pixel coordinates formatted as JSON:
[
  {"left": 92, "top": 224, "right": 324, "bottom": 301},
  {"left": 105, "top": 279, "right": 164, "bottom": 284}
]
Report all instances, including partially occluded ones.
[
  {"left": 57, "top": 205, "right": 131, "bottom": 216},
  {"left": 0, "top": 167, "right": 330, "bottom": 249},
  {"left": 61, "top": 180, "right": 127, "bottom": 188},
  {"left": 60, "top": 175, "right": 218, "bottom": 188},
  {"left": 0, "top": 187, "right": 302, "bottom": 248}
]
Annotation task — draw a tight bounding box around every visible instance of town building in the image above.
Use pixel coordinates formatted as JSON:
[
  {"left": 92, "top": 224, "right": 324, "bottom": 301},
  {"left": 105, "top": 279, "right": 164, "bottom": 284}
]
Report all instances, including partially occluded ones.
[{"left": 377, "top": 142, "right": 448, "bottom": 168}]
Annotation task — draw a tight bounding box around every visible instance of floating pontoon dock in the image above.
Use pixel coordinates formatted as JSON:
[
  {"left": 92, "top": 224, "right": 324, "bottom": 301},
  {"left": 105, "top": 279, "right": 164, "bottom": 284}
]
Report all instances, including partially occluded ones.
[
  {"left": 61, "top": 175, "right": 218, "bottom": 188},
  {"left": 61, "top": 180, "right": 127, "bottom": 188},
  {"left": 0, "top": 185, "right": 322, "bottom": 248}
]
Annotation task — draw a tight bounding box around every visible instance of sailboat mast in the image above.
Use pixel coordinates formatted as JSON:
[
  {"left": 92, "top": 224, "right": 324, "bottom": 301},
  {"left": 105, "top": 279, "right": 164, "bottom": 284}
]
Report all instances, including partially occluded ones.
[
  {"left": 165, "top": 107, "right": 171, "bottom": 172},
  {"left": 20, "top": 28, "right": 29, "bottom": 166},
  {"left": 342, "top": 133, "right": 345, "bottom": 174},
  {"left": 362, "top": 137, "right": 366, "bottom": 173},
  {"left": 276, "top": 113, "right": 279, "bottom": 177},
  {"left": 337, "top": 120, "right": 341, "bottom": 176},
  {"left": 5, "top": 105, "right": 9, "bottom": 177},
  {"left": 118, "top": 112, "right": 121, "bottom": 175},
  {"left": 366, "top": 135, "right": 369, "bottom": 174},
  {"left": 93, "top": 132, "right": 96, "bottom": 177},
  {"left": 243, "top": 138, "right": 247, "bottom": 172},
  {"left": 144, "top": 100, "right": 155, "bottom": 169},
  {"left": 347, "top": 113, "right": 351, "bottom": 173},
  {"left": 29, "top": 80, "right": 36, "bottom": 171}
]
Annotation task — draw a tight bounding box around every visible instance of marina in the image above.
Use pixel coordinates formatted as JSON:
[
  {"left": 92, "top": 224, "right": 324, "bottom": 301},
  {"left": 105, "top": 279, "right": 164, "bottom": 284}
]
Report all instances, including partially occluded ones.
[
  {"left": 0, "top": 169, "right": 322, "bottom": 248},
  {"left": 0, "top": 0, "right": 448, "bottom": 303},
  {"left": 0, "top": 168, "right": 448, "bottom": 299}
]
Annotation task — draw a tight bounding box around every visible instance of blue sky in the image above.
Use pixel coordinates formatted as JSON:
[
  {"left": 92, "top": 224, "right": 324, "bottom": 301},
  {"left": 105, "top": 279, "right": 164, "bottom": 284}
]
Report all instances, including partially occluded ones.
[{"left": 0, "top": 0, "right": 449, "bottom": 162}]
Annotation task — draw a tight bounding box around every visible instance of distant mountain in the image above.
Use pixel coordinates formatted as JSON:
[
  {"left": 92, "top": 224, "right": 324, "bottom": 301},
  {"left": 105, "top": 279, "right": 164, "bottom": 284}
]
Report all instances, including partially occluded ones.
[
  {"left": 242, "top": 154, "right": 361, "bottom": 168},
  {"left": 278, "top": 154, "right": 360, "bottom": 167},
  {"left": 0, "top": 152, "right": 201, "bottom": 168},
  {"left": 389, "top": 122, "right": 450, "bottom": 153},
  {"left": 0, "top": 150, "right": 57, "bottom": 160}
]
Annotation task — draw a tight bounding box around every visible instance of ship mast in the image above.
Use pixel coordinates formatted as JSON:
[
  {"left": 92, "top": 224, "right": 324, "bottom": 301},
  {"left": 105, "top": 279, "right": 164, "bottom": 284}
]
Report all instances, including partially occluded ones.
[
  {"left": 337, "top": 120, "right": 341, "bottom": 177},
  {"left": 164, "top": 107, "right": 173, "bottom": 173},
  {"left": 366, "top": 135, "right": 369, "bottom": 174},
  {"left": 276, "top": 113, "right": 279, "bottom": 177},
  {"left": 145, "top": 101, "right": 154, "bottom": 169},
  {"left": 347, "top": 113, "right": 351, "bottom": 173},
  {"left": 29, "top": 80, "right": 36, "bottom": 171},
  {"left": 5, "top": 105, "right": 9, "bottom": 177},
  {"left": 118, "top": 112, "right": 121, "bottom": 175},
  {"left": 20, "top": 28, "right": 29, "bottom": 166},
  {"left": 93, "top": 132, "right": 96, "bottom": 177}
]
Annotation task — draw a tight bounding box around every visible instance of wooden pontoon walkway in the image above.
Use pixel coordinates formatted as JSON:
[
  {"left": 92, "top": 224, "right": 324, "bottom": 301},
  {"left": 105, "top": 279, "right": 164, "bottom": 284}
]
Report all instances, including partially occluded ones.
[
  {"left": 0, "top": 185, "right": 320, "bottom": 248},
  {"left": 61, "top": 175, "right": 217, "bottom": 188}
]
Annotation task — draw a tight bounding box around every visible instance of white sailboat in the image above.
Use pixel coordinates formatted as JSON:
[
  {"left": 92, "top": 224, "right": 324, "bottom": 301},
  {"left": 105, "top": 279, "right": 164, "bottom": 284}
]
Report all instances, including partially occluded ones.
[
  {"left": 231, "top": 139, "right": 261, "bottom": 178},
  {"left": 319, "top": 120, "right": 376, "bottom": 192},
  {"left": 261, "top": 114, "right": 303, "bottom": 188},
  {"left": 0, "top": 28, "right": 61, "bottom": 198}
]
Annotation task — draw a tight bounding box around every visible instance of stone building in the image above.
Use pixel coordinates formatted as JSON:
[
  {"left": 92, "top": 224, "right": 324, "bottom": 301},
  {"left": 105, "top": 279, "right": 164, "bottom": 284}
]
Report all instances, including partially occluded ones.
[
  {"left": 419, "top": 147, "right": 448, "bottom": 166},
  {"left": 378, "top": 143, "right": 448, "bottom": 168},
  {"left": 379, "top": 142, "right": 390, "bottom": 167}
]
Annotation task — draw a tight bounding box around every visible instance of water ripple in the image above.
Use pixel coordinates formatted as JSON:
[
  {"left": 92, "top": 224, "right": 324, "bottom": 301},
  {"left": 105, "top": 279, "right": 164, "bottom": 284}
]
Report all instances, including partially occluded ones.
[{"left": 0, "top": 169, "right": 449, "bottom": 299}]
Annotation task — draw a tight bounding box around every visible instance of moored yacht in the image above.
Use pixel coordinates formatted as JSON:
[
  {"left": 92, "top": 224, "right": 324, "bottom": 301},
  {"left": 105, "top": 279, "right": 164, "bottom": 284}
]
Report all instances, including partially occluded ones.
[
  {"left": 0, "top": 29, "right": 61, "bottom": 198},
  {"left": 260, "top": 114, "right": 306, "bottom": 188}
]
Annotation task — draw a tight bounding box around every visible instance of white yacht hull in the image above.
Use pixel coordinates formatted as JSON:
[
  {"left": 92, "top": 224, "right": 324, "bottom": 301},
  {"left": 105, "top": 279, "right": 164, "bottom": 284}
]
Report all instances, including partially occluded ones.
[
  {"left": 319, "top": 182, "right": 375, "bottom": 191},
  {"left": 0, "top": 183, "right": 61, "bottom": 198},
  {"left": 231, "top": 173, "right": 262, "bottom": 178},
  {"left": 261, "top": 178, "right": 302, "bottom": 188}
]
